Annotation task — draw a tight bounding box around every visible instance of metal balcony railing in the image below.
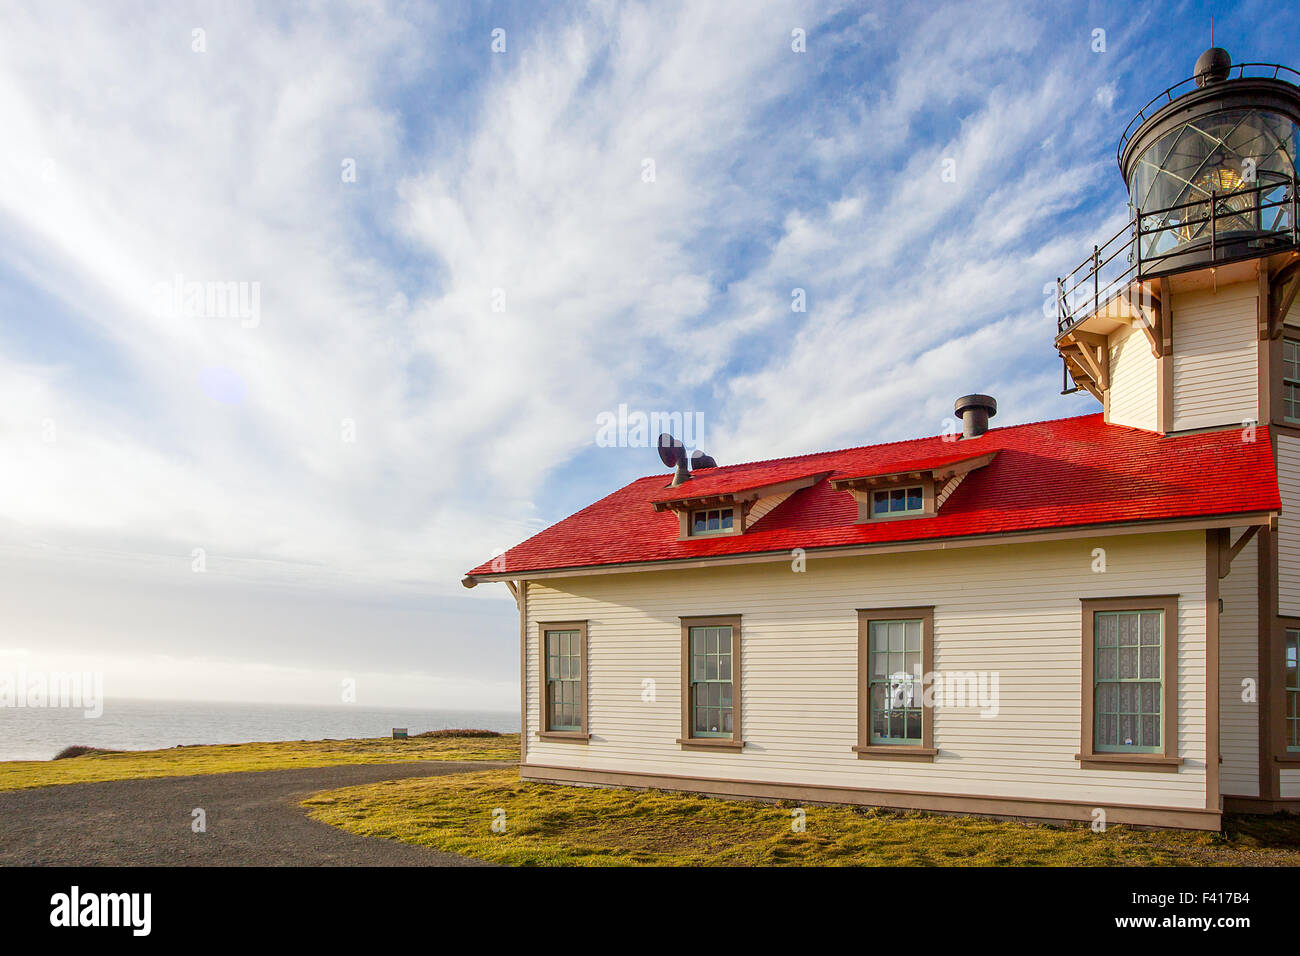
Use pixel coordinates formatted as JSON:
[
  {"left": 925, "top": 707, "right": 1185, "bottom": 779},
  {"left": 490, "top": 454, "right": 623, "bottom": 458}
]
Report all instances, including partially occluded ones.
[
  {"left": 1116, "top": 62, "right": 1300, "bottom": 168},
  {"left": 1056, "top": 176, "right": 1299, "bottom": 334}
]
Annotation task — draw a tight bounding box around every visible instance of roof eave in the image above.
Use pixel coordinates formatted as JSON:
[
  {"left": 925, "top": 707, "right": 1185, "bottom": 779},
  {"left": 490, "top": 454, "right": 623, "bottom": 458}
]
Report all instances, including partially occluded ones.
[
  {"left": 461, "top": 508, "right": 1278, "bottom": 587},
  {"left": 828, "top": 451, "right": 997, "bottom": 491},
  {"left": 649, "top": 473, "right": 828, "bottom": 512}
]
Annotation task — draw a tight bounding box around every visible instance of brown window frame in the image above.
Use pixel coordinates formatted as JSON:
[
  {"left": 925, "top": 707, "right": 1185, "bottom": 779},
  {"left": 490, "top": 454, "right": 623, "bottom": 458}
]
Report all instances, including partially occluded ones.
[
  {"left": 1282, "top": 338, "right": 1300, "bottom": 423},
  {"left": 687, "top": 505, "right": 740, "bottom": 537},
  {"left": 1275, "top": 616, "right": 1300, "bottom": 766},
  {"left": 1077, "top": 596, "right": 1182, "bottom": 772},
  {"left": 866, "top": 483, "right": 932, "bottom": 520},
  {"left": 678, "top": 614, "right": 743, "bottom": 751},
  {"left": 848, "top": 479, "right": 937, "bottom": 523},
  {"left": 537, "top": 620, "right": 590, "bottom": 742},
  {"left": 854, "top": 606, "right": 937, "bottom": 762}
]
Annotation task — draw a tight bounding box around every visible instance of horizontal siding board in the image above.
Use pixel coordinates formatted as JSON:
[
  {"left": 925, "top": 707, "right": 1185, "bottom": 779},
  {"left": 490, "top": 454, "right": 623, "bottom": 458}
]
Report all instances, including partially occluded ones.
[
  {"left": 1279, "top": 437, "right": 1300, "bottom": 617},
  {"left": 1171, "top": 282, "right": 1258, "bottom": 432},
  {"left": 1107, "top": 324, "right": 1157, "bottom": 431}
]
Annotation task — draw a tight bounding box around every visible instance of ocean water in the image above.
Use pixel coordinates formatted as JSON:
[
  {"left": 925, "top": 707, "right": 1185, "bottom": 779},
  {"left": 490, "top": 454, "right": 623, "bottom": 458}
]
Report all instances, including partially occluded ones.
[{"left": 0, "top": 698, "right": 519, "bottom": 762}]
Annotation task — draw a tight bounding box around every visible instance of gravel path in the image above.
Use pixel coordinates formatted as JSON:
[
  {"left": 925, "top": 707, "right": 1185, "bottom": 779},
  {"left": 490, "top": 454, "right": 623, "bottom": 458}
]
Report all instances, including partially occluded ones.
[{"left": 0, "top": 760, "right": 514, "bottom": 866}]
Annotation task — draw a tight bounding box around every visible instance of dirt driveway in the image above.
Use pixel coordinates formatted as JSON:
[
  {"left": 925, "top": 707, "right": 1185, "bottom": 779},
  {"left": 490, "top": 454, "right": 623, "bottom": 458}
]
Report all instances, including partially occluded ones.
[{"left": 0, "top": 760, "right": 512, "bottom": 866}]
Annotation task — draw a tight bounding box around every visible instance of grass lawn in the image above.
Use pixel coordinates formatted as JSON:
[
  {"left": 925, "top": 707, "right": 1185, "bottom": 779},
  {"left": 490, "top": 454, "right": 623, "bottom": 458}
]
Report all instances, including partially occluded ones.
[
  {"left": 303, "top": 767, "right": 1300, "bottom": 866},
  {"left": 0, "top": 733, "right": 520, "bottom": 791}
]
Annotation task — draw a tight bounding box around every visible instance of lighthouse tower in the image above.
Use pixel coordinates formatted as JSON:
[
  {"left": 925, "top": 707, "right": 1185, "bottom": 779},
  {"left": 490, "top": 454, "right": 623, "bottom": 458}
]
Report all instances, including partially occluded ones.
[{"left": 1056, "top": 47, "right": 1300, "bottom": 808}]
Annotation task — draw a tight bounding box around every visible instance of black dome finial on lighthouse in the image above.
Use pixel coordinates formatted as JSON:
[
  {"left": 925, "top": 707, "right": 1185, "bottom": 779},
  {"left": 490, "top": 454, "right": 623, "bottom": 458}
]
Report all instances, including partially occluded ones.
[{"left": 1194, "top": 46, "right": 1232, "bottom": 88}]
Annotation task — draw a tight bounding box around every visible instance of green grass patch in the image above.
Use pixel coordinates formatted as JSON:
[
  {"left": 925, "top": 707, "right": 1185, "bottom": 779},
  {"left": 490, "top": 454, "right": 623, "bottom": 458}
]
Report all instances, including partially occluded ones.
[
  {"left": 0, "top": 734, "right": 520, "bottom": 791},
  {"left": 303, "top": 768, "right": 1300, "bottom": 866}
]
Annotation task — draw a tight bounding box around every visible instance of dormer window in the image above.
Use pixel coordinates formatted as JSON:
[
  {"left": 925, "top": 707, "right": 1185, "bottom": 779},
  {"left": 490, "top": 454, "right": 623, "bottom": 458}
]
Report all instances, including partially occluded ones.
[
  {"left": 871, "top": 486, "right": 924, "bottom": 517},
  {"left": 829, "top": 451, "right": 997, "bottom": 524},
  {"left": 691, "top": 507, "right": 735, "bottom": 535},
  {"left": 651, "top": 472, "right": 828, "bottom": 542}
]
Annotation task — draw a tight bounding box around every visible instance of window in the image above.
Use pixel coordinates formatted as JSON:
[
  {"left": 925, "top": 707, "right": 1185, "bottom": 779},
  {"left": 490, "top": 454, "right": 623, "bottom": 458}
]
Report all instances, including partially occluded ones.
[
  {"left": 867, "top": 619, "right": 923, "bottom": 744},
  {"left": 539, "top": 621, "right": 588, "bottom": 740},
  {"left": 871, "top": 486, "right": 924, "bottom": 517},
  {"left": 1288, "top": 628, "right": 1299, "bottom": 752},
  {"left": 678, "top": 615, "right": 742, "bottom": 749},
  {"left": 1092, "top": 610, "right": 1163, "bottom": 753},
  {"left": 691, "top": 507, "right": 735, "bottom": 535},
  {"left": 1285, "top": 340, "right": 1300, "bottom": 422},
  {"left": 855, "top": 607, "right": 936, "bottom": 761},
  {"left": 1078, "top": 596, "right": 1180, "bottom": 770}
]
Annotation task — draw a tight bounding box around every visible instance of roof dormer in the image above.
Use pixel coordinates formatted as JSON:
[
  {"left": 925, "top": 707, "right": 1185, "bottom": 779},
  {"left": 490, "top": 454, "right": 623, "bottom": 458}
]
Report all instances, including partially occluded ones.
[
  {"left": 829, "top": 451, "right": 996, "bottom": 523},
  {"left": 651, "top": 473, "right": 827, "bottom": 540}
]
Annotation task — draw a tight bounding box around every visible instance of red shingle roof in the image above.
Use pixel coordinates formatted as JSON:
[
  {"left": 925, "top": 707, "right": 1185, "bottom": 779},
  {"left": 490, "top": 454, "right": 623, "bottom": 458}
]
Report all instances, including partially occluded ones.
[
  {"left": 465, "top": 414, "right": 1280, "bottom": 580},
  {"left": 647, "top": 458, "right": 830, "bottom": 504}
]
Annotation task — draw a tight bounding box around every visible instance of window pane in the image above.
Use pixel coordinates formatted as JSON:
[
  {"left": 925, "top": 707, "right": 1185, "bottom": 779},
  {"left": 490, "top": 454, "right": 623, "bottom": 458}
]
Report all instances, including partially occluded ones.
[
  {"left": 717, "top": 627, "right": 731, "bottom": 654},
  {"left": 871, "top": 650, "right": 886, "bottom": 678},
  {"left": 1118, "top": 714, "right": 1135, "bottom": 747},
  {"left": 1118, "top": 613, "right": 1138, "bottom": 645},
  {"left": 1119, "top": 646, "right": 1138, "bottom": 679},
  {"left": 1141, "top": 715, "right": 1159, "bottom": 748},
  {"left": 906, "top": 487, "right": 922, "bottom": 511},
  {"left": 1097, "top": 648, "right": 1117, "bottom": 680},
  {"left": 718, "top": 655, "right": 731, "bottom": 680},
  {"left": 707, "top": 512, "right": 719, "bottom": 531},
  {"left": 889, "top": 622, "right": 904, "bottom": 652},
  {"left": 905, "top": 621, "right": 921, "bottom": 651},
  {"left": 720, "top": 510, "right": 733, "bottom": 530},
  {"left": 890, "top": 488, "right": 905, "bottom": 511},
  {"left": 693, "top": 513, "right": 706, "bottom": 532},
  {"left": 1139, "top": 645, "right": 1159, "bottom": 680},
  {"left": 1140, "top": 613, "right": 1160, "bottom": 645},
  {"left": 871, "top": 622, "right": 887, "bottom": 651},
  {"left": 1097, "top": 712, "right": 1117, "bottom": 746},
  {"left": 1096, "top": 613, "right": 1118, "bottom": 647}
]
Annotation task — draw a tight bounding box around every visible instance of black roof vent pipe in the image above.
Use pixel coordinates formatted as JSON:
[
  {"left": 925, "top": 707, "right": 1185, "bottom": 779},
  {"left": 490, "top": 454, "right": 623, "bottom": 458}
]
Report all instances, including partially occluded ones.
[{"left": 954, "top": 394, "right": 997, "bottom": 439}]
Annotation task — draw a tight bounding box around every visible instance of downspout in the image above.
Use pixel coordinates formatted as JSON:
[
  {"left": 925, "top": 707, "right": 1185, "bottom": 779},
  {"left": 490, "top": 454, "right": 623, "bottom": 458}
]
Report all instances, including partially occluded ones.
[{"left": 517, "top": 580, "right": 527, "bottom": 768}]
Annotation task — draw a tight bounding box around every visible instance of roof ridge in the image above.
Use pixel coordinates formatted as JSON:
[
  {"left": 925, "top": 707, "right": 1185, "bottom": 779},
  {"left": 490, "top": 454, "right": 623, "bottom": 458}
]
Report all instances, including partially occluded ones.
[{"left": 633, "top": 411, "right": 1103, "bottom": 483}]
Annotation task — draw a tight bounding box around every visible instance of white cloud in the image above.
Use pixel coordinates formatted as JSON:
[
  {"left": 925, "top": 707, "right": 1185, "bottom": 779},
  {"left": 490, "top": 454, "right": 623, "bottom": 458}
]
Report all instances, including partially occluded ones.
[{"left": 0, "top": 0, "right": 1124, "bottom": 706}]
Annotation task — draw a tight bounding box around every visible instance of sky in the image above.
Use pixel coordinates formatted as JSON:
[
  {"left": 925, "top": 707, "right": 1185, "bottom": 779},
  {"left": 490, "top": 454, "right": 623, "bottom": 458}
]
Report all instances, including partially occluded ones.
[{"left": 0, "top": 0, "right": 1294, "bottom": 712}]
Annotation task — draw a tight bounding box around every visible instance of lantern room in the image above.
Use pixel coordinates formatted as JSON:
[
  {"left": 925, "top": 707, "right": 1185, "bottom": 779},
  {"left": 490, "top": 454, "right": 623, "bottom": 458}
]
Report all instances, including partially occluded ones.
[
  {"left": 1120, "top": 47, "right": 1300, "bottom": 277},
  {"left": 1054, "top": 48, "right": 1300, "bottom": 410}
]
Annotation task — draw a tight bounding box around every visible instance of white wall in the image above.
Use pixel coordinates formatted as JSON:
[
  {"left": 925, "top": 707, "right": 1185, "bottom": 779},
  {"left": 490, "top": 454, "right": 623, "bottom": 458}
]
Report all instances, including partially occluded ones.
[
  {"left": 1107, "top": 323, "right": 1158, "bottom": 432},
  {"left": 1219, "top": 530, "right": 1259, "bottom": 797},
  {"left": 1171, "top": 281, "right": 1258, "bottom": 432},
  {"left": 1279, "top": 436, "right": 1300, "bottom": 618},
  {"left": 524, "top": 532, "right": 1210, "bottom": 811}
]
